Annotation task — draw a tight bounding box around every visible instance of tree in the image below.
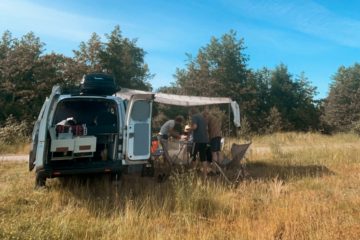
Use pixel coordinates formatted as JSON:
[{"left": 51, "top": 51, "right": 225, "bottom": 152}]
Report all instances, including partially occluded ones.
[
  {"left": 246, "top": 68, "right": 272, "bottom": 133},
  {"left": 268, "top": 64, "right": 319, "bottom": 131},
  {"left": 324, "top": 64, "right": 360, "bottom": 132},
  {"left": 0, "top": 27, "right": 153, "bottom": 127},
  {"left": 101, "top": 26, "right": 152, "bottom": 90},
  {"left": 0, "top": 31, "right": 80, "bottom": 124},
  {"left": 171, "top": 30, "right": 259, "bottom": 132},
  {"left": 169, "top": 32, "right": 321, "bottom": 133},
  {"left": 73, "top": 33, "right": 103, "bottom": 73},
  {"left": 292, "top": 72, "right": 320, "bottom": 131},
  {"left": 0, "top": 31, "right": 44, "bottom": 122},
  {"left": 74, "top": 26, "right": 152, "bottom": 90},
  {"left": 174, "top": 30, "right": 250, "bottom": 98}
]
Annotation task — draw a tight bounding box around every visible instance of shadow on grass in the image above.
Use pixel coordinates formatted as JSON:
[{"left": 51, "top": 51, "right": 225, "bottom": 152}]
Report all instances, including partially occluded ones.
[
  {"left": 55, "top": 174, "right": 174, "bottom": 216},
  {"left": 51, "top": 160, "right": 334, "bottom": 216},
  {"left": 246, "top": 161, "right": 335, "bottom": 181}
]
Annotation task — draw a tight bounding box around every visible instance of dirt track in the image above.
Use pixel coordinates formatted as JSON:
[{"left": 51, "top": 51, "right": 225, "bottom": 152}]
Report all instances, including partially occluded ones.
[{"left": 0, "top": 154, "right": 28, "bottom": 161}]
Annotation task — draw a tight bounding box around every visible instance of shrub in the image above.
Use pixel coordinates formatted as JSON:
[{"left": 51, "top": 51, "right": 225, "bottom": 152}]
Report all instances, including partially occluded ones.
[
  {"left": 0, "top": 115, "right": 30, "bottom": 145},
  {"left": 266, "top": 107, "right": 283, "bottom": 134},
  {"left": 351, "top": 120, "right": 360, "bottom": 135},
  {"left": 239, "top": 115, "right": 251, "bottom": 140}
]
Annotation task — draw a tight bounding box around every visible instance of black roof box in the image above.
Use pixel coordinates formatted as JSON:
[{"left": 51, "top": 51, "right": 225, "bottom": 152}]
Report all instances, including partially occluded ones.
[{"left": 80, "top": 73, "right": 118, "bottom": 95}]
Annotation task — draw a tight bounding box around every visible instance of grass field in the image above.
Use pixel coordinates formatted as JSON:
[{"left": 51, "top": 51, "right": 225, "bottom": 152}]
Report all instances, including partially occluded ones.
[
  {"left": 0, "top": 133, "right": 359, "bottom": 239},
  {"left": 0, "top": 142, "right": 30, "bottom": 155}
]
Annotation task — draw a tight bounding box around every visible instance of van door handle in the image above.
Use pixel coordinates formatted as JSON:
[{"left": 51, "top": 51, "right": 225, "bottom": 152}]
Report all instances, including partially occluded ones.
[{"left": 129, "top": 133, "right": 134, "bottom": 138}]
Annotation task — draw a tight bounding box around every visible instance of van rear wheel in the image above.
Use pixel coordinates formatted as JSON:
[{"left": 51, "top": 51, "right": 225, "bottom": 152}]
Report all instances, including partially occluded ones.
[
  {"left": 35, "top": 173, "right": 46, "bottom": 188},
  {"left": 110, "top": 172, "right": 122, "bottom": 182},
  {"left": 141, "top": 162, "right": 155, "bottom": 177}
]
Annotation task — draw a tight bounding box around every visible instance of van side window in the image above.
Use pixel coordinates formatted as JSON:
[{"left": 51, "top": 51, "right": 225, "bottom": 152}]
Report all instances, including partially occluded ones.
[{"left": 131, "top": 101, "right": 150, "bottom": 121}]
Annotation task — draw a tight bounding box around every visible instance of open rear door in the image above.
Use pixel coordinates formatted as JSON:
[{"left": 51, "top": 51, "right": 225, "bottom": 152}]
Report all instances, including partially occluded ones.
[{"left": 124, "top": 94, "right": 154, "bottom": 162}]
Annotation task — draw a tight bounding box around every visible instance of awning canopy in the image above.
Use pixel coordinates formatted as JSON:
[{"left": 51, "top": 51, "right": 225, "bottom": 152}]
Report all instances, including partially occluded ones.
[{"left": 117, "top": 88, "right": 240, "bottom": 127}]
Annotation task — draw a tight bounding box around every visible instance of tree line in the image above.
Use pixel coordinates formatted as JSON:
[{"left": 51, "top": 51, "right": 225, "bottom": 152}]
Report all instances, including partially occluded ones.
[{"left": 0, "top": 26, "right": 359, "bottom": 136}]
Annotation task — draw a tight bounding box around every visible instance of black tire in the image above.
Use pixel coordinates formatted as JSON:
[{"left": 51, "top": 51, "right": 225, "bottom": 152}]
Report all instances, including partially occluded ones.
[
  {"left": 35, "top": 173, "right": 46, "bottom": 188},
  {"left": 141, "top": 163, "right": 155, "bottom": 177},
  {"left": 110, "top": 172, "right": 122, "bottom": 182}
]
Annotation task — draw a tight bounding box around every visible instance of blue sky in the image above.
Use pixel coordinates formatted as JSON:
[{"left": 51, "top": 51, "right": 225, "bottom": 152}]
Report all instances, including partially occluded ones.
[{"left": 1, "top": 0, "right": 360, "bottom": 99}]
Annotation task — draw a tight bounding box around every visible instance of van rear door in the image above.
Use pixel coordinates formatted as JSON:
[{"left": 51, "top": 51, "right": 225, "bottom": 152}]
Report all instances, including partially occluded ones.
[
  {"left": 29, "top": 98, "right": 48, "bottom": 171},
  {"left": 123, "top": 94, "right": 154, "bottom": 162},
  {"left": 34, "top": 86, "right": 61, "bottom": 170}
]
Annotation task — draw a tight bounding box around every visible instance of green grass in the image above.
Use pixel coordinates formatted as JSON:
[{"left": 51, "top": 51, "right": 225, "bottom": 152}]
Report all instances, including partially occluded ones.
[{"left": 0, "top": 133, "right": 359, "bottom": 239}]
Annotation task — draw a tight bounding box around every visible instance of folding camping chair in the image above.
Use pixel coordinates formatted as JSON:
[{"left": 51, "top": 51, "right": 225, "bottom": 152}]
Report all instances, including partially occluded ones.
[
  {"left": 151, "top": 137, "right": 185, "bottom": 168},
  {"left": 212, "top": 142, "right": 251, "bottom": 185},
  {"left": 150, "top": 137, "right": 171, "bottom": 181},
  {"left": 168, "top": 140, "right": 193, "bottom": 166},
  {"left": 151, "top": 138, "right": 192, "bottom": 181}
]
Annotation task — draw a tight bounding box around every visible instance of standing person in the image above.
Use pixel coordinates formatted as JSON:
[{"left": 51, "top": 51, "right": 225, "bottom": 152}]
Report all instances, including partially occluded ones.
[
  {"left": 190, "top": 108, "right": 209, "bottom": 176},
  {"left": 158, "top": 116, "right": 184, "bottom": 166},
  {"left": 203, "top": 110, "right": 223, "bottom": 164}
]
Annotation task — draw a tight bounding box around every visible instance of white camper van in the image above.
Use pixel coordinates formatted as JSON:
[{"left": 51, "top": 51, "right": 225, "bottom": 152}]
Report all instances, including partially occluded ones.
[{"left": 29, "top": 73, "right": 154, "bottom": 187}]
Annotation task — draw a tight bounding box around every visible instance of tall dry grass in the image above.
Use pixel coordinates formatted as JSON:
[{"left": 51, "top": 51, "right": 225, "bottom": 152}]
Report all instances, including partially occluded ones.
[
  {"left": 0, "top": 142, "right": 30, "bottom": 154},
  {"left": 0, "top": 132, "right": 359, "bottom": 239}
]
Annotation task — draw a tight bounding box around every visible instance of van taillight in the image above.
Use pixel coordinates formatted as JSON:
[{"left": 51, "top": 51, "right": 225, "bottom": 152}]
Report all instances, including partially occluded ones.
[
  {"left": 56, "top": 147, "right": 68, "bottom": 152},
  {"left": 79, "top": 145, "right": 91, "bottom": 150}
]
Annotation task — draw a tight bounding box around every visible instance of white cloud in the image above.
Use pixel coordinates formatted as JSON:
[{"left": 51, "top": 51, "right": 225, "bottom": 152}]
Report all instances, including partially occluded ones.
[
  {"left": 225, "top": 0, "right": 360, "bottom": 48},
  {"left": 0, "top": 0, "right": 118, "bottom": 42}
]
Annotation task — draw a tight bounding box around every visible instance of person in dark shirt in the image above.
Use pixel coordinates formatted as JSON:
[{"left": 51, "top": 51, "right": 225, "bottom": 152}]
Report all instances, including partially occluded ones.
[{"left": 190, "top": 108, "right": 210, "bottom": 176}]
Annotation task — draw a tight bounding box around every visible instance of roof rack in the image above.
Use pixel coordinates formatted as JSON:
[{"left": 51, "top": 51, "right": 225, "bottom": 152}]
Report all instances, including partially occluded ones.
[
  {"left": 60, "top": 85, "right": 82, "bottom": 95},
  {"left": 51, "top": 73, "right": 120, "bottom": 97},
  {"left": 80, "top": 73, "right": 118, "bottom": 96}
]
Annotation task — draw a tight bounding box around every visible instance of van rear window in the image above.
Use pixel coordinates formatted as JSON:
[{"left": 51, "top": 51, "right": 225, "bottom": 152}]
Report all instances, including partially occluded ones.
[{"left": 53, "top": 99, "right": 117, "bottom": 127}]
